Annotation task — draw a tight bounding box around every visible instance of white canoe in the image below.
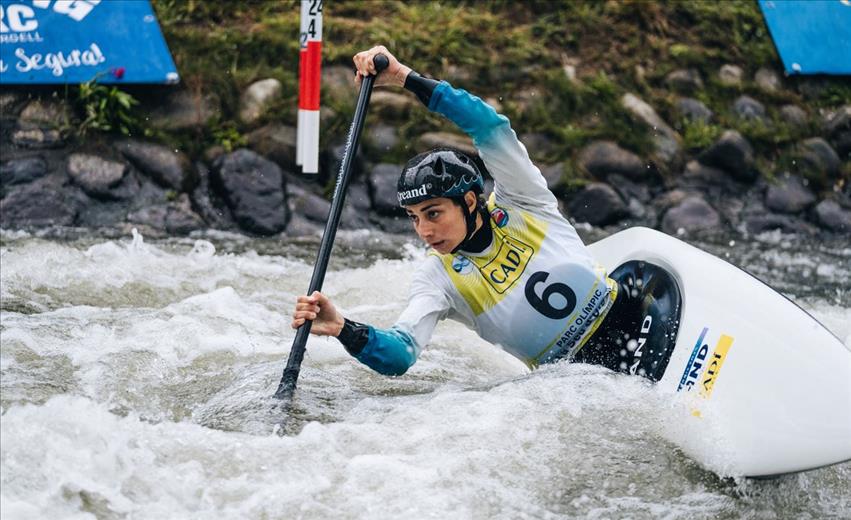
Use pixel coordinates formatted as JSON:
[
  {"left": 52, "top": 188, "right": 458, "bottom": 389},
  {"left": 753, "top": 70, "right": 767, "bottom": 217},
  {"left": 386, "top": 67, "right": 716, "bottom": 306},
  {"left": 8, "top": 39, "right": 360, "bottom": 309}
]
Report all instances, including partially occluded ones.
[{"left": 588, "top": 227, "right": 851, "bottom": 477}]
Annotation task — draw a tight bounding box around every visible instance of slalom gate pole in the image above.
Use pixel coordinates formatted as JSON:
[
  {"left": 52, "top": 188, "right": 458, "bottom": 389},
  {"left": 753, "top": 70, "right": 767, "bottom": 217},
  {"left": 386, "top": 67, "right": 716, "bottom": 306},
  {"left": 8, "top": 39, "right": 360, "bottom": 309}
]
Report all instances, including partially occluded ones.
[
  {"left": 297, "top": 0, "right": 323, "bottom": 172},
  {"left": 274, "top": 54, "right": 390, "bottom": 401}
]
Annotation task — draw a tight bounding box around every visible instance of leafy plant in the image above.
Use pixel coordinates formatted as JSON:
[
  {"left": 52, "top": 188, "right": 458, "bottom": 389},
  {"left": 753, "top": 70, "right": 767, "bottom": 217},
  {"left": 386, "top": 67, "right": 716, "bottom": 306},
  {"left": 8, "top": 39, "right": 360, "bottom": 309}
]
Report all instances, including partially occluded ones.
[
  {"left": 211, "top": 122, "right": 246, "bottom": 152},
  {"left": 75, "top": 77, "right": 140, "bottom": 136},
  {"left": 682, "top": 120, "right": 722, "bottom": 151}
]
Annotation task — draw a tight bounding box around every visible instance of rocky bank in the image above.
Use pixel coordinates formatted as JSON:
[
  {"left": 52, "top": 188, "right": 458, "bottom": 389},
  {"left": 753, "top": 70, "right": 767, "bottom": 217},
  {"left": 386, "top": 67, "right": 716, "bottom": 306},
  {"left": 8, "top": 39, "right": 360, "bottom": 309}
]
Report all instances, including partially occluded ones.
[{"left": 1, "top": 65, "right": 850, "bottom": 241}]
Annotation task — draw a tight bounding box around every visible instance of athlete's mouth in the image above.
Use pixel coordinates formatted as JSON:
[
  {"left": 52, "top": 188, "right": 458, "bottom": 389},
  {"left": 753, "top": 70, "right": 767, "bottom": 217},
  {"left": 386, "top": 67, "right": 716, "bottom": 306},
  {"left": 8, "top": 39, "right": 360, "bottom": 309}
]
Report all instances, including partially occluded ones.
[{"left": 430, "top": 240, "right": 445, "bottom": 248}]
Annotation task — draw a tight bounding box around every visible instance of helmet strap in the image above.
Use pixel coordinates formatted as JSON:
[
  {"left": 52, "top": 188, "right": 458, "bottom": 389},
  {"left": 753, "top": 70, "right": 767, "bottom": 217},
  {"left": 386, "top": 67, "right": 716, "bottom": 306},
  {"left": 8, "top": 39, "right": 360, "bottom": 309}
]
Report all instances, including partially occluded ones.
[{"left": 450, "top": 196, "right": 489, "bottom": 254}]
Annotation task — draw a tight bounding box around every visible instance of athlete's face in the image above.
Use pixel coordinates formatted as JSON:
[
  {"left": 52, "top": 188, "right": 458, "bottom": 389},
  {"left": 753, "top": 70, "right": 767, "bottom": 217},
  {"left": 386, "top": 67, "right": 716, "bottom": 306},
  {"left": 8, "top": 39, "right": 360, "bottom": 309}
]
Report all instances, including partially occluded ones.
[{"left": 404, "top": 193, "right": 477, "bottom": 254}]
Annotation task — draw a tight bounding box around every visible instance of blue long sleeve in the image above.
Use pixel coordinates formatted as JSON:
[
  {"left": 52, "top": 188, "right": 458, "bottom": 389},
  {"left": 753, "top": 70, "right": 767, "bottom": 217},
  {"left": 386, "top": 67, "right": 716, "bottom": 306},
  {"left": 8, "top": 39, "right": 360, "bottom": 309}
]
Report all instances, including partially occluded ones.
[
  {"left": 428, "top": 81, "right": 509, "bottom": 146},
  {"left": 352, "top": 326, "right": 420, "bottom": 376}
]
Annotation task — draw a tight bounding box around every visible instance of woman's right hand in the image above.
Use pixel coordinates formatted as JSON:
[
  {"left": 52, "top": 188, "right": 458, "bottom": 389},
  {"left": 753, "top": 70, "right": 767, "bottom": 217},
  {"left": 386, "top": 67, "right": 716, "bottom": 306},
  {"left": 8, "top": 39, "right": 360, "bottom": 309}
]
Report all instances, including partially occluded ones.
[
  {"left": 353, "top": 45, "right": 412, "bottom": 88},
  {"left": 291, "top": 291, "right": 345, "bottom": 337}
]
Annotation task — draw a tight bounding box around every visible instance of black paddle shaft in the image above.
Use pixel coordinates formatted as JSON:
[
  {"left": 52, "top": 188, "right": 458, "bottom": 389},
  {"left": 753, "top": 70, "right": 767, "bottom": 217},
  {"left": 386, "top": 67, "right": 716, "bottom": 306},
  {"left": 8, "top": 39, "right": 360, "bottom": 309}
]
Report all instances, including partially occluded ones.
[{"left": 274, "top": 54, "right": 389, "bottom": 400}]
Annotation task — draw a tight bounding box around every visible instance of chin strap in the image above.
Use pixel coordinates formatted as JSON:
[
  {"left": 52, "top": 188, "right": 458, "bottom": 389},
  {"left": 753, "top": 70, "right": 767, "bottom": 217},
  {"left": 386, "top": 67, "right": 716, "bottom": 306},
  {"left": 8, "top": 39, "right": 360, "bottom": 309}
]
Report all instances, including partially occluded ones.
[{"left": 450, "top": 198, "right": 488, "bottom": 254}]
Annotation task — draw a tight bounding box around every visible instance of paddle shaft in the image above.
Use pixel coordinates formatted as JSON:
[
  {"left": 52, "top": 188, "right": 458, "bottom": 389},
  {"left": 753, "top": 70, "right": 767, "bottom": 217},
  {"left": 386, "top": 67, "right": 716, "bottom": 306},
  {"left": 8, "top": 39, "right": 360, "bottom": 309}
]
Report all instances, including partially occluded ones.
[{"left": 274, "top": 55, "right": 389, "bottom": 400}]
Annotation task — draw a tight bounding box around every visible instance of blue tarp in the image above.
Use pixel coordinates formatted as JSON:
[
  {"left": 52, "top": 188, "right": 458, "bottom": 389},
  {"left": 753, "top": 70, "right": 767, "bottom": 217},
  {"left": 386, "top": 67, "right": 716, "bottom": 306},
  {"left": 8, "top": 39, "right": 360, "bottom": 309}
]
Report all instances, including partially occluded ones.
[
  {"left": 0, "top": 0, "right": 178, "bottom": 84},
  {"left": 759, "top": 0, "right": 851, "bottom": 75}
]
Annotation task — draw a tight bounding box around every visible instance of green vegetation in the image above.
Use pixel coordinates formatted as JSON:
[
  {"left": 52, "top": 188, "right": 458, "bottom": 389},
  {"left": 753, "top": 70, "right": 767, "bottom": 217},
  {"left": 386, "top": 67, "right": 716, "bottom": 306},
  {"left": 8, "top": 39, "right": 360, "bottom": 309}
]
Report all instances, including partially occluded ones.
[
  {"left": 136, "top": 0, "right": 847, "bottom": 187},
  {"left": 74, "top": 77, "right": 140, "bottom": 137}
]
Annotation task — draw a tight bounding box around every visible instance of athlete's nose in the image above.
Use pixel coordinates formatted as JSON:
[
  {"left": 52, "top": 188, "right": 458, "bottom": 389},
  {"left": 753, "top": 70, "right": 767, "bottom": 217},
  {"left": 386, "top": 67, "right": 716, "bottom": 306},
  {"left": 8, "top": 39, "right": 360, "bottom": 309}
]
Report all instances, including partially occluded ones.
[{"left": 416, "top": 219, "right": 434, "bottom": 240}]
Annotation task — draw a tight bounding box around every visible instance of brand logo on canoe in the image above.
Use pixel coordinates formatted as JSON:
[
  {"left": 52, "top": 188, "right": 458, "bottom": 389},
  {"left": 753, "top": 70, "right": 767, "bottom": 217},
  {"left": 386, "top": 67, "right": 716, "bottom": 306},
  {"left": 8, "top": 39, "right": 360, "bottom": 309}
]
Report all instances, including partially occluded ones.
[
  {"left": 677, "top": 327, "right": 710, "bottom": 392},
  {"left": 677, "top": 327, "right": 734, "bottom": 393},
  {"left": 452, "top": 255, "right": 473, "bottom": 275},
  {"left": 397, "top": 185, "right": 429, "bottom": 204},
  {"left": 699, "top": 334, "right": 733, "bottom": 399},
  {"left": 629, "top": 315, "right": 653, "bottom": 376},
  {"left": 490, "top": 207, "right": 509, "bottom": 228}
]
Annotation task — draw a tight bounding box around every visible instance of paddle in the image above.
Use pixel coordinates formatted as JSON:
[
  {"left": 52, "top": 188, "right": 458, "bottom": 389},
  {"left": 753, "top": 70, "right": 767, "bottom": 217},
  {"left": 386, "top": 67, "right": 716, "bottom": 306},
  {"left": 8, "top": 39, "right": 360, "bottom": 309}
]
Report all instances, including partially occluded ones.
[{"left": 274, "top": 54, "right": 389, "bottom": 400}]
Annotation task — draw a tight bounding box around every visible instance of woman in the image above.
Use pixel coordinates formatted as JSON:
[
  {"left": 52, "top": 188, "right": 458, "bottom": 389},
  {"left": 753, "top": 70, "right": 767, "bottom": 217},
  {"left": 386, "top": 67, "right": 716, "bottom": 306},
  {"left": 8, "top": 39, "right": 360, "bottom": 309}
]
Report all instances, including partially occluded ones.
[{"left": 292, "top": 46, "right": 680, "bottom": 380}]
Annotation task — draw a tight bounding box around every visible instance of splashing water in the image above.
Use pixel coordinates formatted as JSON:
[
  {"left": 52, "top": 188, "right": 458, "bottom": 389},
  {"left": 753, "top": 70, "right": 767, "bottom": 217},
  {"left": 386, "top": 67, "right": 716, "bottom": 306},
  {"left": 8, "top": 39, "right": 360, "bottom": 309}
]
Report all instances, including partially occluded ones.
[{"left": 1, "top": 229, "right": 849, "bottom": 519}]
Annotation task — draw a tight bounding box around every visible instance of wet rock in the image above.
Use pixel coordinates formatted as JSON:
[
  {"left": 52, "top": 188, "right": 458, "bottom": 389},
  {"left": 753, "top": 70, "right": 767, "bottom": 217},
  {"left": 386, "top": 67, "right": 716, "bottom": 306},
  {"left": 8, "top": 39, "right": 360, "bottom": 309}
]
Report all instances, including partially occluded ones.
[
  {"left": 755, "top": 67, "right": 782, "bottom": 93},
  {"left": 189, "top": 162, "right": 236, "bottom": 230},
  {"left": 11, "top": 128, "right": 64, "bottom": 149},
  {"left": 211, "top": 149, "right": 288, "bottom": 235},
  {"left": 675, "top": 97, "right": 713, "bottom": 123},
  {"left": 779, "top": 105, "right": 808, "bottom": 127},
  {"left": 744, "top": 214, "right": 817, "bottom": 235},
  {"left": 0, "top": 178, "right": 78, "bottom": 227},
  {"left": 246, "top": 123, "right": 298, "bottom": 173},
  {"left": 116, "top": 140, "right": 194, "bottom": 191},
  {"left": 680, "top": 160, "right": 742, "bottom": 192},
  {"left": 346, "top": 180, "right": 372, "bottom": 212},
  {"left": 718, "top": 64, "right": 743, "bottom": 87},
  {"left": 661, "top": 196, "right": 720, "bottom": 235},
  {"left": 540, "top": 162, "right": 569, "bottom": 196},
  {"left": 832, "top": 131, "right": 851, "bottom": 158},
  {"left": 732, "top": 95, "right": 767, "bottom": 121},
  {"left": 1, "top": 156, "right": 48, "bottom": 186},
  {"left": 0, "top": 92, "right": 26, "bottom": 116},
  {"left": 813, "top": 199, "right": 851, "bottom": 232},
  {"left": 321, "top": 65, "right": 356, "bottom": 98},
  {"left": 367, "top": 163, "right": 405, "bottom": 216},
  {"left": 608, "top": 174, "right": 653, "bottom": 223},
  {"left": 322, "top": 140, "right": 365, "bottom": 184},
  {"left": 66, "top": 153, "right": 129, "bottom": 199},
  {"left": 607, "top": 173, "right": 651, "bottom": 204},
  {"left": 288, "top": 182, "right": 369, "bottom": 230},
  {"left": 239, "top": 78, "right": 282, "bottom": 125},
  {"left": 370, "top": 213, "right": 413, "bottom": 235},
  {"left": 371, "top": 91, "right": 417, "bottom": 119},
  {"left": 665, "top": 68, "right": 703, "bottom": 93},
  {"left": 284, "top": 213, "right": 324, "bottom": 237},
  {"left": 520, "top": 132, "right": 558, "bottom": 161},
  {"left": 18, "top": 99, "right": 72, "bottom": 129},
  {"left": 653, "top": 189, "right": 690, "bottom": 213},
  {"left": 414, "top": 132, "right": 477, "bottom": 158},
  {"left": 203, "top": 145, "right": 226, "bottom": 164},
  {"left": 148, "top": 91, "right": 218, "bottom": 131},
  {"left": 127, "top": 193, "right": 205, "bottom": 235},
  {"left": 797, "top": 137, "right": 840, "bottom": 182},
  {"left": 288, "top": 183, "right": 331, "bottom": 223},
  {"left": 697, "top": 130, "right": 756, "bottom": 182},
  {"left": 566, "top": 182, "right": 627, "bottom": 226},
  {"left": 365, "top": 124, "right": 399, "bottom": 155},
  {"left": 621, "top": 93, "right": 681, "bottom": 166},
  {"left": 764, "top": 174, "right": 816, "bottom": 214},
  {"left": 577, "top": 140, "right": 647, "bottom": 180},
  {"left": 824, "top": 105, "right": 851, "bottom": 137}
]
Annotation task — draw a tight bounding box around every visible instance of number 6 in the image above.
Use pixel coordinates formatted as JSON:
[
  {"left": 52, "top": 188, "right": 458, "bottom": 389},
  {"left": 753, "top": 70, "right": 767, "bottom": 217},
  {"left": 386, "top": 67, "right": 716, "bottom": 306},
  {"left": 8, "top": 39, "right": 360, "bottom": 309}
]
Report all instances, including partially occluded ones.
[{"left": 524, "top": 271, "right": 576, "bottom": 320}]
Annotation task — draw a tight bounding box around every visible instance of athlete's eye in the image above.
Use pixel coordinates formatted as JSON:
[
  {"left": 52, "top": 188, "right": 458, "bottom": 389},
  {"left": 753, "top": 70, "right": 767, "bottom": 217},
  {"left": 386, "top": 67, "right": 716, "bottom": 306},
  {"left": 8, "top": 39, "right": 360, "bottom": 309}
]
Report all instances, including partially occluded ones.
[
  {"left": 407, "top": 214, "right": 418, "bottom": 223},
  {"left": 428, "top": 210, "right": 440, "bottom": 219}
]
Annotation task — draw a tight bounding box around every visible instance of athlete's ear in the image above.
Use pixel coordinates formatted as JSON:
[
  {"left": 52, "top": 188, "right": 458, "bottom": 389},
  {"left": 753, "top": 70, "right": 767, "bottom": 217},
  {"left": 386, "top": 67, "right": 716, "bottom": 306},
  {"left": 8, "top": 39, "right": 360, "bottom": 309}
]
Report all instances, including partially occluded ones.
[{"left": 464, "top": 191, "right": 477, "bottom": 212}]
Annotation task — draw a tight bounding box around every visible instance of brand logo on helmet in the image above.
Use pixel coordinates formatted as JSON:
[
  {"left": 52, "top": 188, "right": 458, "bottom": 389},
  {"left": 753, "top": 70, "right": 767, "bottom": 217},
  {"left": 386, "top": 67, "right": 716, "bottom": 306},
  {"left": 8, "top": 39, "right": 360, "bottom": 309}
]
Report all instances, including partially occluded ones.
[
  {"left": 451, "top": 255, "right": 473, "bottom": 275},
  {"left": 490, "top": 207, "right": 509, "bottom": 228},
  {"left": 397, "top": 185, "right": 429, "bottom": 204}
]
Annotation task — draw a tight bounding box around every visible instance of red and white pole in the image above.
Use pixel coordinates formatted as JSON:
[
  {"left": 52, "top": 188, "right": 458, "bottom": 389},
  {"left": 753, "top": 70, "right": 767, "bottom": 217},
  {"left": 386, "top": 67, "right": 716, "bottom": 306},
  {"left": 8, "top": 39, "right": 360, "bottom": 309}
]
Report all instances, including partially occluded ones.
[{"left": 297, "top": 0, "right": 323, "bottom": 174}]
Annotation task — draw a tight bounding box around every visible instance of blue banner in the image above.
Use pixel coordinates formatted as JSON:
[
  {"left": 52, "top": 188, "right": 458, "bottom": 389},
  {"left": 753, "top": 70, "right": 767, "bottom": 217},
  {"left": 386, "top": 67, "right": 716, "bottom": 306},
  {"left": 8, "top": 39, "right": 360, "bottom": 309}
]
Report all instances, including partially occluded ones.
[
  {"left": 759, "top": 0, "right": 851, "bottom": 75},
  {"left": 0, "top": 0, "right": 179, "bottom": 84}
]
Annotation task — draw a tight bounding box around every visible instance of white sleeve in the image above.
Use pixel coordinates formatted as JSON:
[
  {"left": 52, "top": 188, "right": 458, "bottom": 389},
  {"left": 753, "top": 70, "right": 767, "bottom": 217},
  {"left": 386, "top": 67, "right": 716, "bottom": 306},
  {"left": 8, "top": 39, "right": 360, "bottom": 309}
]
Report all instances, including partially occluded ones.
[{"left": 393, "top": 258, "right": 452, "bottom": 350}]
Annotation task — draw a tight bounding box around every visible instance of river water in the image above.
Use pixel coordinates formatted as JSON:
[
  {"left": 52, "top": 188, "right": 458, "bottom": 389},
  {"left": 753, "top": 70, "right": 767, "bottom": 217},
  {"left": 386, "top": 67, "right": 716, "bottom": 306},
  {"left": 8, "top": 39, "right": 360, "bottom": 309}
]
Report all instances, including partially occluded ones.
[{"left": 1, "top": 226, "right": 849, "bottom": 519}]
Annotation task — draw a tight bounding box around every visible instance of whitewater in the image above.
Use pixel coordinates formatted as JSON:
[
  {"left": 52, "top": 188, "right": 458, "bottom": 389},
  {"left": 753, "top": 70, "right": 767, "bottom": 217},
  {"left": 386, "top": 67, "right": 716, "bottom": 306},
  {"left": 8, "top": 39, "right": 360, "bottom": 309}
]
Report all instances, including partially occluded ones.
[{"left": 1, "top": 227, "right": 849, "bottom": 519}]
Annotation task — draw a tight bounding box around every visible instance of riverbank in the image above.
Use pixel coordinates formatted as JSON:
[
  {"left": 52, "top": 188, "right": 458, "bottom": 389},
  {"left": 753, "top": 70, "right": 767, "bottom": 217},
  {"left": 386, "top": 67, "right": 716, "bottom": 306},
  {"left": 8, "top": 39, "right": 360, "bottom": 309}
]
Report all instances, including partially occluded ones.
[{"left": 1, "top": 1, "right": 849, "bottom": 239}]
